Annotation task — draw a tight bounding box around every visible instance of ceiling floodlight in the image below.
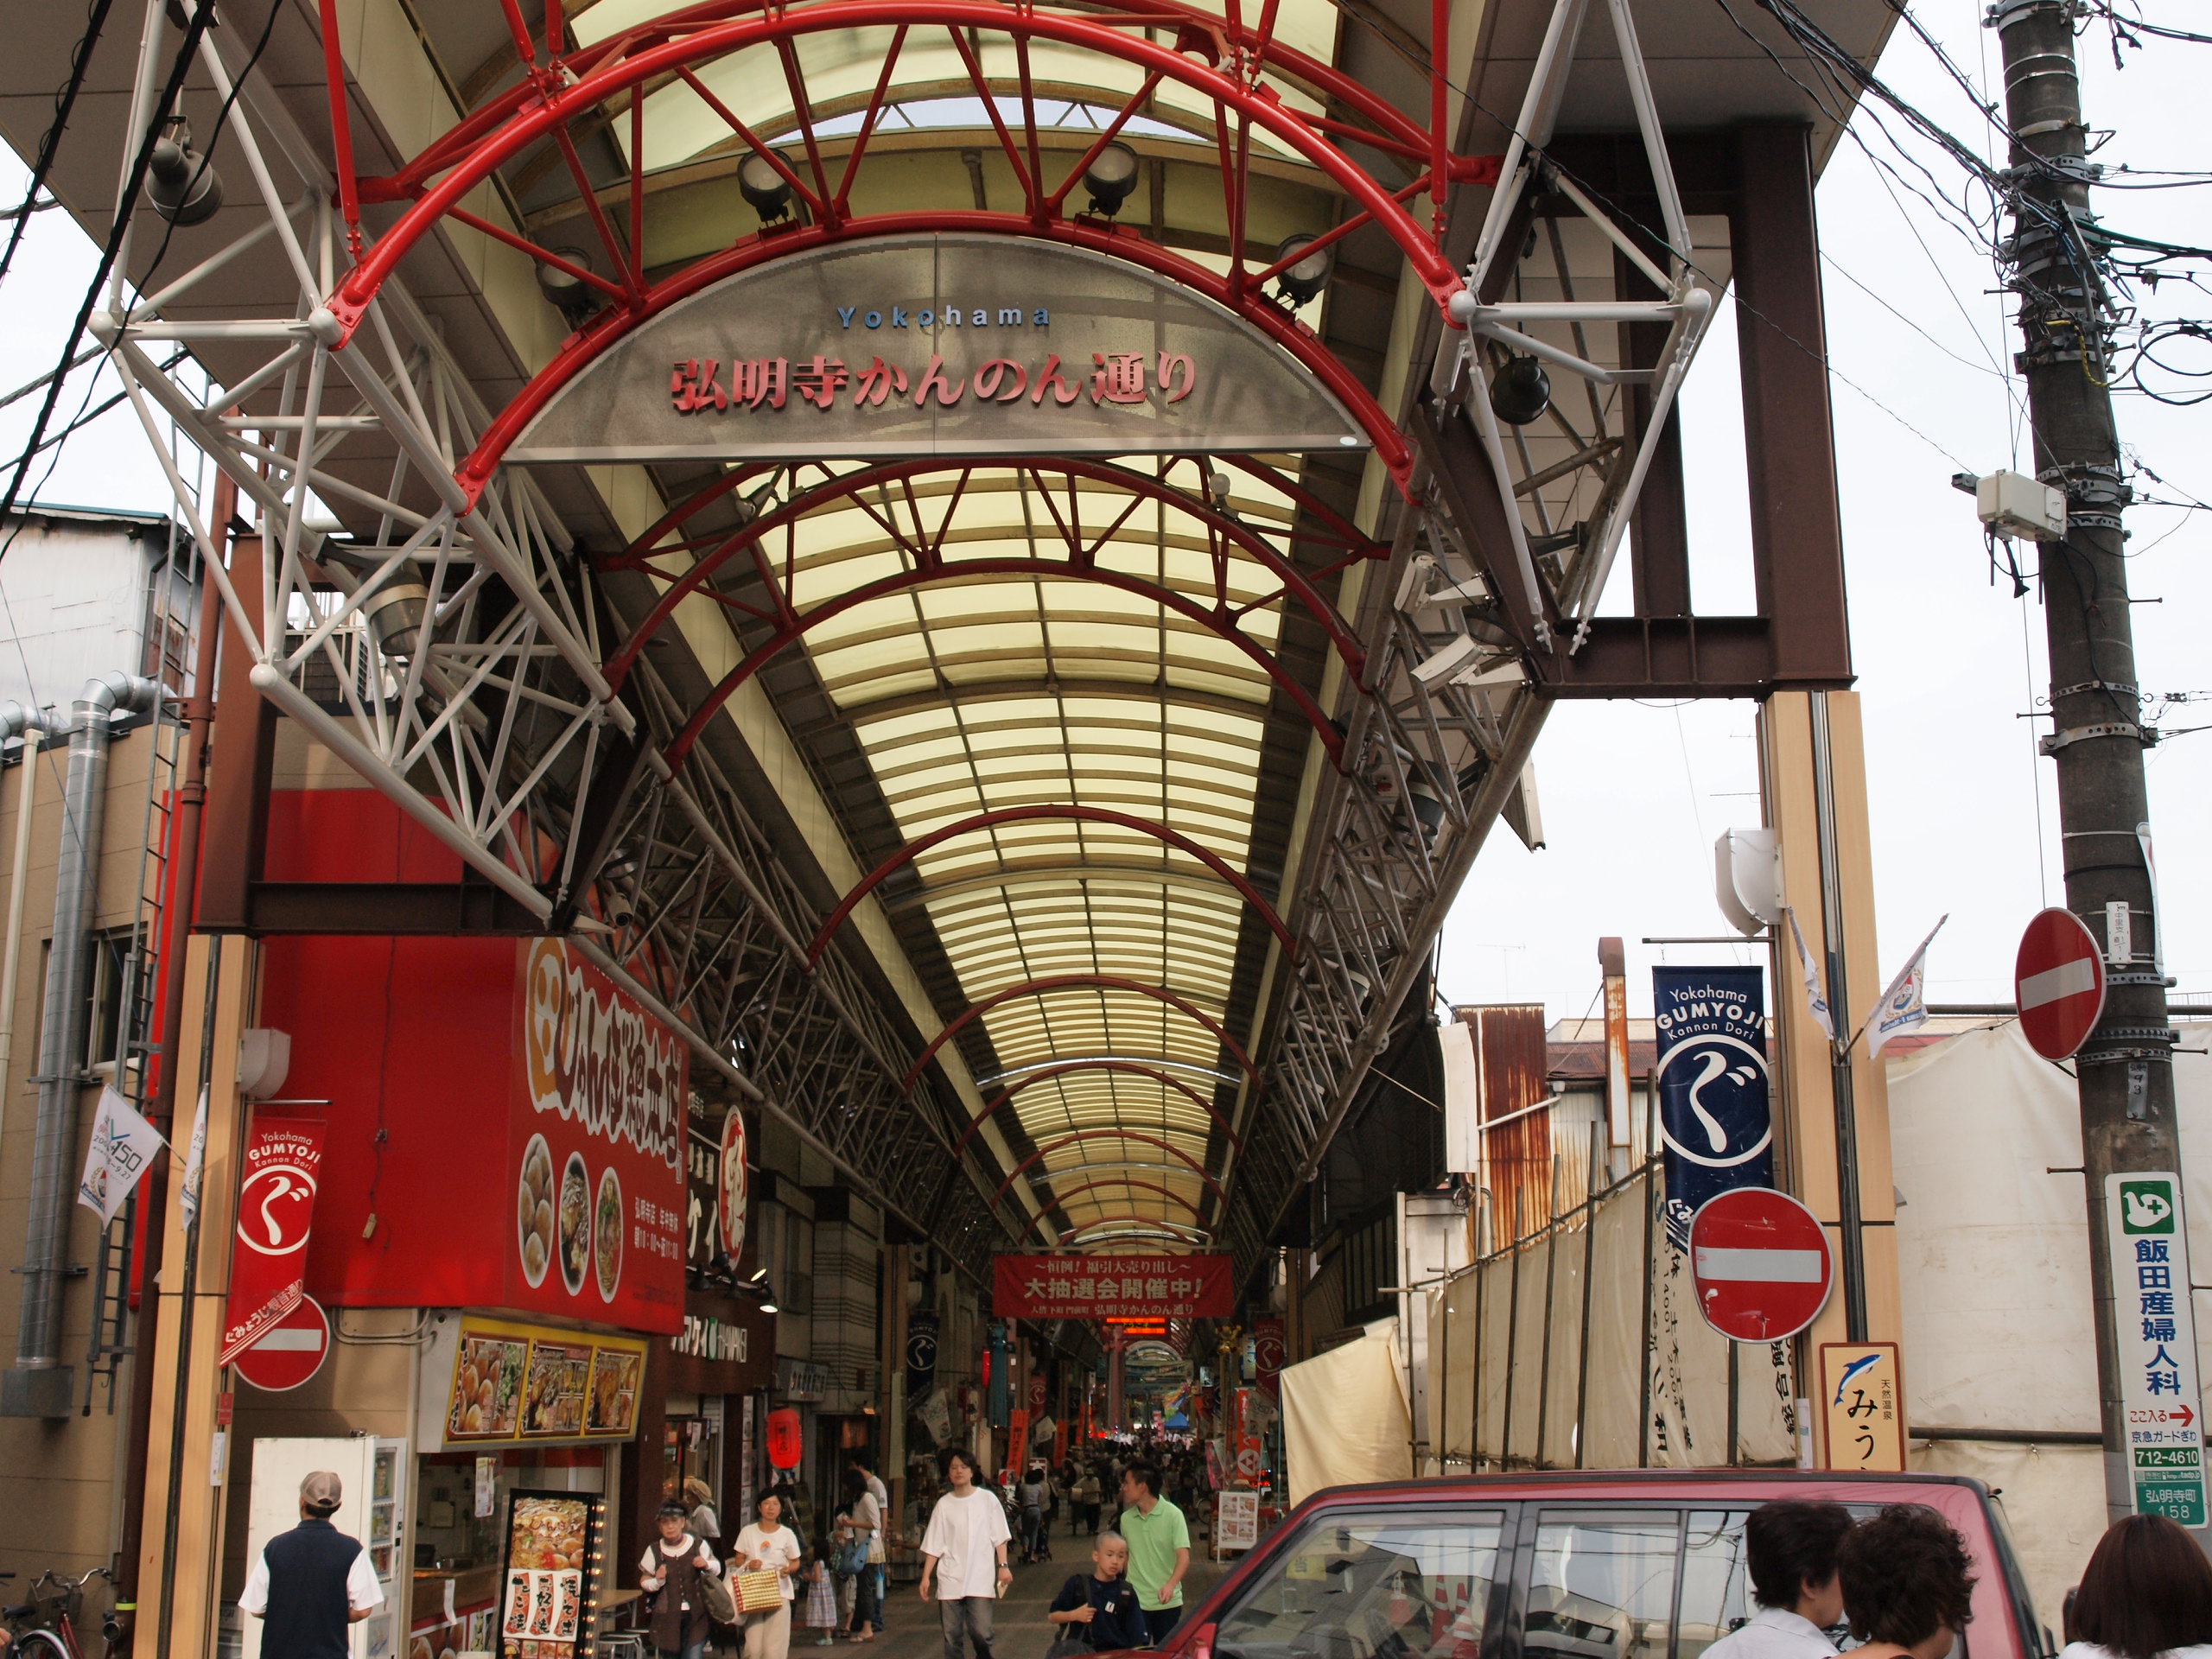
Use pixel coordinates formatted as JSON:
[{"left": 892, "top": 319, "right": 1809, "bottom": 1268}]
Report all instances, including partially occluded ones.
[
  {"left": 1084, "top": 142, "right": 1141, "bottom": 216},
  {"left": 739, "top": 151, "right": 795, "bottom": 219},
  {"left": 1273, "top": 233, "right": 1332, "bottom": 307},
  {"left": 535, "top": 246, "right": 599, "bottom": 326},
  {"left": 148, "top": 121, "right": 223, "bottom": 226},
  {"left": 1489, "top": 354, "right": 1551, "bottom": 427}
]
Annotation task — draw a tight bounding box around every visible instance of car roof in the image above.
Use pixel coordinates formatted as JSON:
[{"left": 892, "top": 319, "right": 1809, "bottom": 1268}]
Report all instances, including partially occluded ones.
[{"left": 1292, "top": 1468, "right": 1993, "bottom": 1510}]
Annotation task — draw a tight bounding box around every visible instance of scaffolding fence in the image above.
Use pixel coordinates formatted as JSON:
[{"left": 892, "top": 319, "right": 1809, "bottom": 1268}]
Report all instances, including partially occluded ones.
[{"left": 1427, "top": 1147, "right": 1799, "bottom": 1471}]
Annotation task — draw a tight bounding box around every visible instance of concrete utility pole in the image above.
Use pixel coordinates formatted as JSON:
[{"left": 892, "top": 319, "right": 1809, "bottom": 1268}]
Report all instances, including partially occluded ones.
[{"left": 1992, "top": 0, "right": 2178, "bottom": 1523}]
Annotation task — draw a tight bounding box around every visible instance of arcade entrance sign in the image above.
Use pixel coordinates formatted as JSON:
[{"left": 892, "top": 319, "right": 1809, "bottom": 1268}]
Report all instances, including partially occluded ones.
[{"left": 510, "top": 234, "right": 1370, "bottom": 462}]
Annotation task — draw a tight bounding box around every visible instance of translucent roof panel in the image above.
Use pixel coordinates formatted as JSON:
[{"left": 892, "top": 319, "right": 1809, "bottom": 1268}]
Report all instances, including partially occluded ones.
[{"left": 678, "top": 457, "right": 1329, "bottom": 1238}]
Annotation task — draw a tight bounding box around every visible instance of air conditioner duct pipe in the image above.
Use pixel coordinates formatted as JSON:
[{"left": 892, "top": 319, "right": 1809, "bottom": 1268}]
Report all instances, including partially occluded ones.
[
  {"left": 2, "top": 673, "right": 159, "bottom": 1418},
  {"left": 0, "top": 702, "right": 48, "bottom": 1146}
]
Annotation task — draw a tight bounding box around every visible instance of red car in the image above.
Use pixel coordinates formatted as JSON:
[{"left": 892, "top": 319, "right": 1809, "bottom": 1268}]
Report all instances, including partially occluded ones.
[{"left": 1148, "top": 1471, "right": 2049, "bottom": 1659}]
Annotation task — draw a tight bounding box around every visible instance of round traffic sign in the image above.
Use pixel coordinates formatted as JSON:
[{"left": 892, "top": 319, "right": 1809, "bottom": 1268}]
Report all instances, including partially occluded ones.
[
  {"left": 2016, "top": 906, "right": 2107, "bottom": 1061},
  {"left": 1688, "top": 1188, "right": 1833, "bottom": 1343},
  {"left": 232, "top": 1294, "right": 330, "bottom": 1392}
]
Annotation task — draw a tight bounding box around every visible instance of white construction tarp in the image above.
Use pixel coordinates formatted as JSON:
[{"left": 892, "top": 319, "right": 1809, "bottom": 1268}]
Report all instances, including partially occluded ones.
[
  {"left": 1280, "top": 1319, "right": 1411, "bottom": 1503},
  {"left": 1889, "top": 1021, "right": 2212, "bottom": 1626}
]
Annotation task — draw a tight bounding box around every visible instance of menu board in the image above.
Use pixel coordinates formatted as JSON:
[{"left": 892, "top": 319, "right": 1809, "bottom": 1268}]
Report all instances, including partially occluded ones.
[
  {"left": 500, "top": 1491, "right": 606, "bottom": 1659},
  {"left": 442, "top": 1317, "right": 649, "bottom": 1447}
]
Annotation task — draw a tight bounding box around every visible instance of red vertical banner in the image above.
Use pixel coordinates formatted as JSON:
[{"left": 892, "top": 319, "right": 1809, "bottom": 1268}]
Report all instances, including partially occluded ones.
[
  {"left": 1007, "top": 1408, "right": 1030, "bottom": 1475},
  {"left": 1253, "top": 1318, "right": 1284, "bottom": 1400},
  {"left": 219, "top": 1117, "right": 326, "bottom": 1364}
]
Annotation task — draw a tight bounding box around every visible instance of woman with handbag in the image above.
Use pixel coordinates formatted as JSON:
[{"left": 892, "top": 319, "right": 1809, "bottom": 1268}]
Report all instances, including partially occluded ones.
[
  {"left": 730, "top": 1491, "right": 806, "bottom": 1659},
  {"left": 640, "top": 1501, "right": 724, "bottom": 1659},
  {"left": 834, "top": 1469, "right": 880, "bottom": 1642}
]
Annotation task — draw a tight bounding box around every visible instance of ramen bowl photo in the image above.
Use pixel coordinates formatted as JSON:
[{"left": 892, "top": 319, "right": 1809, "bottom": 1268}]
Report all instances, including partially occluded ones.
[
  {"left": 594, "top": 1166, "right": 622, "bottom": 1301},
  {"left": 557, "top": 1151, "right": 590, "bottom": 1294}
]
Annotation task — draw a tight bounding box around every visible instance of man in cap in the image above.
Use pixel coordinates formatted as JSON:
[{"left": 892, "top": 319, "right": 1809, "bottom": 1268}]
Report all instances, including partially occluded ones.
[{"left": 238, "top": 1471, "right": 385, "bottom": 1657}]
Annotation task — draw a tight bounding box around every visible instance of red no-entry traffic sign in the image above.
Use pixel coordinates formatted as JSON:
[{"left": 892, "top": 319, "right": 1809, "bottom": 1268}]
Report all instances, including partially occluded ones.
[
  {"left": 2016, "top": 907, "right": 2107, "bottom": 1061},
  {"left": 232, "top": 1294, "right": 330, "bottom": 1393},
  {"left": 1689, "top": 1188, "right": 1834, "bottom": 1343}
]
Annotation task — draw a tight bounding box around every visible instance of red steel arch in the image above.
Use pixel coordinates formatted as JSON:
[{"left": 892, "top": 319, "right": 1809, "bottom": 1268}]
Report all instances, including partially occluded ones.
[
  {"left": 1060, "top": 1216, "right": 1211, "bottom": 1243},
  {"left": 600, "top": 456, "right": 1378, "bottom": 696},
  {"left": 993, "top": 1129, "right": 1226, "bottom": 1207},
  {"left": 950, "top": 1059, "right": 1240, "bottom": 1161},
  {"left": 327, "top": 0, "right": 1503, "bottom": 499},
  {"left": 900, "top": 973, "right": 1258, "bottom": 1095},
  {"left": 805, "top": 805, "right": 1294, "bottom": 968},
  {"left": 1043, "top": 1178, "right": 1207, "bottom": 1225},
  {"left": 658, "top": 552, "right": 1346, "bottom": 773}
]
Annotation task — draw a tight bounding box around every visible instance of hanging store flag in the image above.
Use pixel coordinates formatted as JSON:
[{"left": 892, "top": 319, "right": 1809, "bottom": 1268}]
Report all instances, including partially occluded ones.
[
  {"left": 178, "top": 1086, "right": 209, "bottom": 1230},
  {"left": 1652, "top": 968, "right": 1774, "bottom": 1249},
  {"left": 906, "top": 1309, "right": 939, "bottom": 1398},
  {"left": 1252, "top": 1317, "right": 1285, "bottom": 1400},
  {"left": 993, "top": 1253, "right": 1234, "bottom": 1319},
  {"left": 1865, "top": 916, "right": 1948, "bottom": 1058},
  {"left": 219, "top": 1116, "right": 326, "bottom": 1365},
  {"left": 76, "top": 1085, "right": 167, "bottom": 1225},
  {"left": 1786, "top": 910, "right": 1836, "bottom": 1044}
]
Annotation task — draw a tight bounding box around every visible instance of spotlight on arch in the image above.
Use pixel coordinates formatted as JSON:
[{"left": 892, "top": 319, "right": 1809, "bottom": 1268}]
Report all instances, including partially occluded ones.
[
  {"left": 739, "top": 150, "right": 795, "bottom": 220},
  {"left": 148, "top": 120, "right": 223, "bottom": 226},
  {"left": 534, "top": 246, "right": 599, "bottom": 327},
  {"left": 1273, "top": 233, "right": 1332, "bottom": 308},
  {"left": 1489, "top": 354, "right": 1553, "bottom": 427},
  {"left": 1084, "top": 142, "right": 1141, "bottom": 217}
]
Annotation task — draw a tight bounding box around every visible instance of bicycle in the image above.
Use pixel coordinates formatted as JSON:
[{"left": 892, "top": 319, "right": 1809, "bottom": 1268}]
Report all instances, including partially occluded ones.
[{"left": 3, "top": 1566, "right": 118, "bottom": 1659}]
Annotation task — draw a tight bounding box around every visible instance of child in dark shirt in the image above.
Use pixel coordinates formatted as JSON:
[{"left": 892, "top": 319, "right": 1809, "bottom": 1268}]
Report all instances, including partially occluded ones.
[{"left": 1049, "top": 1533, "right": 1147, "bottom": 1651}]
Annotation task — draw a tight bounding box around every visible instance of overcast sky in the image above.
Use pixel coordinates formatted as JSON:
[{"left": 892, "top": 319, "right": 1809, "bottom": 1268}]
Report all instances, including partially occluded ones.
[{"left": 0, "top": 3, "right": 2203, "bottom": 1028}]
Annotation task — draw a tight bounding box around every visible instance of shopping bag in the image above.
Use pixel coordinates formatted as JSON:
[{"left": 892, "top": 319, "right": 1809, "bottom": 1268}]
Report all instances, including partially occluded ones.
[
  {"left": 701, "top": 1567, "right": 740, "bottom": 1625},
  {"left": 734, "top": 1571, "right": 784, "bottom": 1613}
]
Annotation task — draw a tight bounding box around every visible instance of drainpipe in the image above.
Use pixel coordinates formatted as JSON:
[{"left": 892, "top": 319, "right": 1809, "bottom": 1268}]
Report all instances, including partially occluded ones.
[
  {"left": 0, "top": 702, "right": 49, "bottom": 1147},
  {"left": 1, "top": 672, "right": 160, "bottom": 1419}
]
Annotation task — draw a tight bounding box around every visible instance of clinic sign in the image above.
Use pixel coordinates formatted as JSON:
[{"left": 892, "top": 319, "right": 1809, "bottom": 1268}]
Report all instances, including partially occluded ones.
[
  {"left": 2107, "top": 1171, "right": 2208, "bottom": 1526},
  {"left": 510, "top": 233, "right": 1369, "bottom": 461}
]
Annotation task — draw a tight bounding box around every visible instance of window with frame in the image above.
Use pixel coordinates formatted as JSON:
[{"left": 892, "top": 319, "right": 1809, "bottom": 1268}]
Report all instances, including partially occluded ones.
[{"left": 1215, "top": 1509, "right": 1503, "bottom": 1659}]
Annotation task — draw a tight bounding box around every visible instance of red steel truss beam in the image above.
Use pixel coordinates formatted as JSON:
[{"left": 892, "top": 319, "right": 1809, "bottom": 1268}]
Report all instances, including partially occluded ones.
[
  {"left": 1060, "top": 1214, "right": 1210, "bottom": 1243},
  {"left": 899, "top": 972, "right": 1258, "bottom": 1095},
  {"left": 601, "top": 456, "right": 1377, "bottom": 691},
  {"left": 993, "top": 1128, "right": 1227, "bottom": 1207},
  {"left": 1046, "top": 1177, "right": 1206, "bottom": 1225},
  {"left": 950, "top": 1058, "right": 1240, "bottom": 1162},
  {"left": 804, "top": 804, "right": 1294, "bottom": 969}
]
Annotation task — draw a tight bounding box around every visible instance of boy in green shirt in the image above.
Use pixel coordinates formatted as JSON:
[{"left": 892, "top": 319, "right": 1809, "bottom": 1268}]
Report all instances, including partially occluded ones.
[{"left": 1116, "top": 1460, "right": 1190, "bottom": 1645}]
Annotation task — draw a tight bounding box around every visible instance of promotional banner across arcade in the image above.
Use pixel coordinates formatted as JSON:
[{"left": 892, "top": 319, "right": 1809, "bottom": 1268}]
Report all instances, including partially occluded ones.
[
  {"left": 515, "top": 938, "right": 689, "bottom": 1331},
  {"left": 1652, "top": 967, "right": 1775, "bottom": 1249},
  {"left": 993, "top": 1253, "right": 1233, "bottom": 1319}
]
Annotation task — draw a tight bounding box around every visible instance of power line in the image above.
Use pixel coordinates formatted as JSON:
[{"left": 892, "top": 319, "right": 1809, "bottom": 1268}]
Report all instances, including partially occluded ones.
[{"left": 0, "top": 0, "right": 118, "bottom": 290}]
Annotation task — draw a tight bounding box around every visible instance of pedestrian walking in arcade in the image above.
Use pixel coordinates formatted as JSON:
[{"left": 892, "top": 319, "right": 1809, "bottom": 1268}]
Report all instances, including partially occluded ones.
[
  {"left": 1046, "top": 1532, "right": 1147, "bottom": 1656},
  {"left": 849, "top": 1454, "right": 891, "bottom": 1637},
  {"left": 2059, "top": 1514, "right": 2212, "bottom": 1659},
  {"left": 836, "top": 1467, "right": 881, "bottom": 1641},
  {"left": 1702, "top": 1499, "right": 1853, "bottom": 1659},
  {"left": 238, "top": 1471, "right": 386, "bottom": 1659},
  {"left": 640, "top": 1501, "right": 726, "bottom": 1659},
  {"left": 1115, "top": 1460, "right": 1190, "bottom": 1646},
  {"left": 1834, "top": 1505, "right": 1976, "bottom": 1659},
  {"left": 730, "top": 1491, "right": 806, "bottom": 1659},
  {"left": 918, "top": 1448, "right": 1014, "bottom": 1659}
]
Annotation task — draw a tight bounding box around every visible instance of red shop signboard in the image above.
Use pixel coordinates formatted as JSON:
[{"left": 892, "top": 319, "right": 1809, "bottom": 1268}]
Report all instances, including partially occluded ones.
[{"left": 258, "top": 800, "right": 689, "bottom": 1335}]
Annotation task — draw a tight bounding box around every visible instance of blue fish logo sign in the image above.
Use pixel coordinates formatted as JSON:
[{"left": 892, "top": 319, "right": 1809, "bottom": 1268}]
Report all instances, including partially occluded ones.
[{"left": 1653, "top": 966, "right": 1775, "bottom": 1248}]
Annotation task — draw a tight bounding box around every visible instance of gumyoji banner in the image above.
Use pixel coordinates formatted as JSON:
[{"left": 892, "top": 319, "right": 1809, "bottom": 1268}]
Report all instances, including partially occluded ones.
[
  {"left": 994, "top": 1254, "right": 1232, "bottom": 1320},
  {"left": 219, "top": 1116, "right": 326, "bottom": 1365},
  {"left": 1652, "top": 967, "right": 1775, "bottom": 1249}
]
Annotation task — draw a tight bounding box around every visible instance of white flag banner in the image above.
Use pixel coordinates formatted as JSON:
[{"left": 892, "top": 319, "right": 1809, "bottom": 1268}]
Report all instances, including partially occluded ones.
[
  {"left": 179, "top": 1085, "right": 209, "bottom": 1230},
  {"left": 1866, "top": 915, "right": 1949, "bottom": 1058},
  {"left": 1786, "top": 909, "right": 1836, "bottom": 1043},
  {"left": 77, "top": 1085, "right": 168, "bottom": 1225}
]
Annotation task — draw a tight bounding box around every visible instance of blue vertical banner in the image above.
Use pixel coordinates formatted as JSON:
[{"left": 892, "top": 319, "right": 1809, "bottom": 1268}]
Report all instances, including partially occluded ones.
[{"left": 1653, "top": 966, "right": 1775, "bottom": 1248}]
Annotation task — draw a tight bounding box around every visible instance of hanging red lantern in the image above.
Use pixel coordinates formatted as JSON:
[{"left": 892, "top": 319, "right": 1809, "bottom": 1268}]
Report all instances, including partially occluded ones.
[{"left": 767, "top": 1407, "right": 803, "bottom": 1471}]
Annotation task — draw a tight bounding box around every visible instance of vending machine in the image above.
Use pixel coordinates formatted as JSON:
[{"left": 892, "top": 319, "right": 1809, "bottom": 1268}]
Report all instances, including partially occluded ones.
[{"left": 241, "top": 1435, "right": 409, "bottom": 1659}]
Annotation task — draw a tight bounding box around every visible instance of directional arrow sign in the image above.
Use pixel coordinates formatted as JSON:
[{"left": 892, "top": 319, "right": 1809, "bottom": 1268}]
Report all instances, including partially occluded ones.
[
  {"left": 2016, "top": 907, "right": 2107, "bottom": 1062},
  {"left": 1689, "top": 1187, "right": 1834, "bottom": 1343}
]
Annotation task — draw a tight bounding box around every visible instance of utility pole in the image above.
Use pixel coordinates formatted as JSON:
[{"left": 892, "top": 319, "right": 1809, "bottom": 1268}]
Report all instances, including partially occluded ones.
[{"left": 1992, "top": 0, "right": 2178, "bottom": 1524}]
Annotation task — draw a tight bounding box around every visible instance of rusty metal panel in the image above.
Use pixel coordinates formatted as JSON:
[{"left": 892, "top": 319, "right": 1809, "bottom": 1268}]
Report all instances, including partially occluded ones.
[{"left": 1455, "top": 1004, "right": 1554, "bottom": 1247}]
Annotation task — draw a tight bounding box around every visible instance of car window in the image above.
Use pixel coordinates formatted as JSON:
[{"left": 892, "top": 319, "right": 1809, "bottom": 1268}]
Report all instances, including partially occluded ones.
[
  {"left": 1677, "top": 1511, "right": 1753, "bottom": 1659},
  {"left": 1528, "top": 1510, "right": 1681, "bottom": 1659},
  {"left": 1216, "top": 1510, "right": 1506, "bottom": 1659}
]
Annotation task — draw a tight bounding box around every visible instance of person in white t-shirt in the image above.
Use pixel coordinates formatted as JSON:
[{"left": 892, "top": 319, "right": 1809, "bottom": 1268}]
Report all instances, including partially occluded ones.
[
  {"left": 849, "top": 1455, "right": 890, "bottom": 1637},
  {"left": 1702, "top": 1500, "right": 1853, "bottom": 1659},
  {"left": 918, "top": 1449, "right": 1012, "bottom": 1659},
  {"left": 729, "top": 1491, "right": 807, "bottom": 1659}
]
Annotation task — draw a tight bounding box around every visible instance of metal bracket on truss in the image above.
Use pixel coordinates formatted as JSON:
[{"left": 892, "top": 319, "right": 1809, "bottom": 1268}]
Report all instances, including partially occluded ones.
[{"left": 1428, "top": 0, "right": 1716, "bottom": 654}]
